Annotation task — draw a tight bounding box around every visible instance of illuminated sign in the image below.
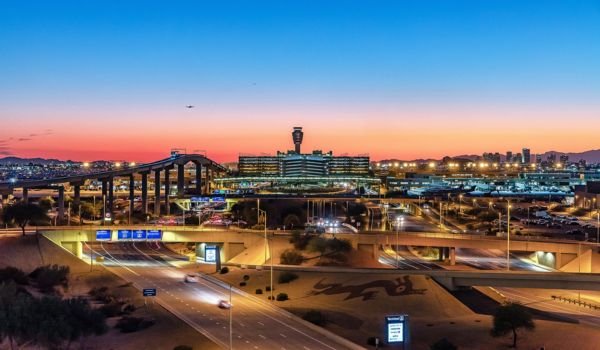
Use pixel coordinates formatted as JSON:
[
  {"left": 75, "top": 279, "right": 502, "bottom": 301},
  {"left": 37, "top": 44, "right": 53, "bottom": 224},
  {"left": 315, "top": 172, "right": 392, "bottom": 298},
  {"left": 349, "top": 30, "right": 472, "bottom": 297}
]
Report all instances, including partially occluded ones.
[
  {"left": 117, "top": 230, "right": 132, "bottom": 240},
  {"left": 191, "top": 197, "right": 210, "bottom": 202},
  {"left": 386, "top": 315, "right": 407, "bottom": 344},
  {"left": 132, "top": 230, "right": 147, "bottom": 240},
  {"left": 96, "top": 230, "right": 111, "bottom": 241},
  {"left": 146, "top": 229, "right": 162, "bottom": 240},
  {"left": 205, "top": 246, "right": 217, "bottom": 263},
  {"left": 211, "top": 196, "right": 225, "bottom": 202}
]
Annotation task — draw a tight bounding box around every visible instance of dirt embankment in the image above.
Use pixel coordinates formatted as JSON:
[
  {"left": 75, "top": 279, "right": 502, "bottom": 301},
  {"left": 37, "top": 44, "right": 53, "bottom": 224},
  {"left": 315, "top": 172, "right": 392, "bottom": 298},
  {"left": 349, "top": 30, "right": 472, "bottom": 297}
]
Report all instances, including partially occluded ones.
[
  {"left": 211, "top": 265, "right": 600, "bottom": 350},
  {"left": 0, "top": 235, "right": 219, "bottom": 350}
]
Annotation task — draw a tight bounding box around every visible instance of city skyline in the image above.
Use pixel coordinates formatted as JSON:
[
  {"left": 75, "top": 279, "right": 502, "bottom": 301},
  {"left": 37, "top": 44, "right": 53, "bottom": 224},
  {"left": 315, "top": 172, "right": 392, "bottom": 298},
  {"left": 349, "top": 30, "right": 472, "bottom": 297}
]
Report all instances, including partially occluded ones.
[{"left": 2, "top": 1, "right": 600, "bottom": 162}]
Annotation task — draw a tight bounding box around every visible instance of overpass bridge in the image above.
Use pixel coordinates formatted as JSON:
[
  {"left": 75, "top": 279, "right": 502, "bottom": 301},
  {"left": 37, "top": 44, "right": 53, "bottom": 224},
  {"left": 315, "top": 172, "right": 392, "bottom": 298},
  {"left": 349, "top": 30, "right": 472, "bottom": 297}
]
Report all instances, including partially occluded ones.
[
  {"left": 38, "top": 226, "right": 598, "bottom": 270},
  {"left": 38, "top": 226, "right": 600, "bottom": 292},
  {"left": 0, "top": 154, "right": 229, "bottom": 222}
]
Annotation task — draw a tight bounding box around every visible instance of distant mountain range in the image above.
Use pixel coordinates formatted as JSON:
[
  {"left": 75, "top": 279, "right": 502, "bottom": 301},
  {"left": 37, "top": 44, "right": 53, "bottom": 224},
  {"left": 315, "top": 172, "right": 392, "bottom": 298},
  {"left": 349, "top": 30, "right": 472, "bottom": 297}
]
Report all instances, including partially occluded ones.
[
  {"left": 380, "top": 149, "right": 600, "bottom": 164},
  {"left": 0, "top": 157, "right": 67, "bottom": 165},
  {"left": 4, "top": 150, "right": 600, "bottom": 166}
]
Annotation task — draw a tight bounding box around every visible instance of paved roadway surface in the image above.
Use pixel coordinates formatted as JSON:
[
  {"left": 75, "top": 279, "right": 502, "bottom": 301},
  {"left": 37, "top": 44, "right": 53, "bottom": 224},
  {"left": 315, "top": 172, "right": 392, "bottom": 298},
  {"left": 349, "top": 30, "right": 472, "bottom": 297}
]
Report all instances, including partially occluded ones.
[{"left": 85, "top": 242, "right": 356, "bottom": 350}]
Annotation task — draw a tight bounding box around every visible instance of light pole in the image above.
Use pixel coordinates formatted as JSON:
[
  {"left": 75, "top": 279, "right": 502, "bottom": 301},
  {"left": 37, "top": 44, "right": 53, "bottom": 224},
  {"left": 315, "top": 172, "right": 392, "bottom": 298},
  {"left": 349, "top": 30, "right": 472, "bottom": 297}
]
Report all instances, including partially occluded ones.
[
  {"left": 229, "top": 284, "right": 233, "bottom": 349},
  {"left": 458, "top": 194, "right": 463, "bottom": 216},
  {"left": 597, "top": 212, "right": 599, "bottom": 244},
  {"left": 507, "top": 201, "right": 511, "bottom": 271},
  {"left": 395, "top": 217, "right": 400, "bottom": 268},
  {"left": 257, "top": 208, "right": 273, "bottom": 301},
  {"left": 439, "top": 202, "right": 443, "bottom": 231}
]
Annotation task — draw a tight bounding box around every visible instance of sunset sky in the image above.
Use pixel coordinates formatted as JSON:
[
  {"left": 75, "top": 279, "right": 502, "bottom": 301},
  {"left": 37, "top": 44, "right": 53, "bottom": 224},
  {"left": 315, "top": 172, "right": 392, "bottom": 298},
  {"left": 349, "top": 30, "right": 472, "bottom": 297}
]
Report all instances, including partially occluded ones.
[{"left": 1, "top": 1, "right": 599, "bottom": 163}]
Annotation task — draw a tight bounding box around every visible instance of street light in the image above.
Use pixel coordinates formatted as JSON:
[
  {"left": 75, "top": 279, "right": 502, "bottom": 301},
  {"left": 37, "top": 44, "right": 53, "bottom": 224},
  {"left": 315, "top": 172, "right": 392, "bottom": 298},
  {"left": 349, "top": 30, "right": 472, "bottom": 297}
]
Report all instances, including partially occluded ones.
[
  {"left": 257, "top": 207, "right": 273, "bottom": 301},
  {"left": 507, "top": 201, "right": 512, "bottom": 271},
  {"left": 597, "top": 211, "right": 599, "bottom": 244}
]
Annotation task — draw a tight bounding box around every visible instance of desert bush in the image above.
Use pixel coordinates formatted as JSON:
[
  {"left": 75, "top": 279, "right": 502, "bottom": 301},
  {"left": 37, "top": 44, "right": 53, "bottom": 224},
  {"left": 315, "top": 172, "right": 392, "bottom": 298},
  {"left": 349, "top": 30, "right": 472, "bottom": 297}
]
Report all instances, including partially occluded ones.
[
  {"left": 302, "top": 310, "right": 327, "bottom": 326},
  {"left": 276, "top": 293, "right": 289, "bottom": 301},
  {"left": 115, "top": 316, "right": 155, "bottom": 333},
  {"left": 278, "top": 272, "right": 298, "bottom": 284},
  {"left": 219, "top": 267, "right": 229, "bottom": 274},
  {"left": 280, "top": 249, "right": 304, "bottom": 265}
]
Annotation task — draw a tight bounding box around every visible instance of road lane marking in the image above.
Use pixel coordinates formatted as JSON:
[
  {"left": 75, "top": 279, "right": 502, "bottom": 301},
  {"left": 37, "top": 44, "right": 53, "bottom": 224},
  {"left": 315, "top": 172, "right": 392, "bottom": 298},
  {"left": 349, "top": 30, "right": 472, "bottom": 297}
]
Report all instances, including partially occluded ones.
[
  {"left": 280, "top": 333, "right": 287, "bottom": 338},
  {"left": 258, "top": 334, "right": 266, "bottom": 339},
  {"left": 258, "top": 321, "right": 264, "bottom": 326}
]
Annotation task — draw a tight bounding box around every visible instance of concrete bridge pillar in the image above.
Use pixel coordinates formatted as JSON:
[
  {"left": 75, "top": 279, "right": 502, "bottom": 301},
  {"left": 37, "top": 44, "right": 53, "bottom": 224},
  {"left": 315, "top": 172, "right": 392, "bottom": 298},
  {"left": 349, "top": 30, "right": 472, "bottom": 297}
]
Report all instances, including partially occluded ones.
[
  {"left": 450, "top": 247, "right": 456, "bottom": 266},
  {"left": 61, "top": 241, "right": 83, "bottom": 259},
  {"left": 129, "top": 175, "right": 135, "bottom": 220},
  {"left": 194, "top": 162, "right": 202, "bottom": 194},
  {"left": 141, "top": 172, "right": 148, "bottom": 214},
  {"left": 22, "top": 188, "right": 28, "bottom": 203},
  {"left": 164, "top": 168, "right": 171, "bottom": 215},
  {"left": 154, "top": 170, "right": 161, "bottom": 216},
  {"left": 108, "top": 177, "right": 114, "bottom": 218},
  {"left": 73, "top": 185, "right": 80, "bottom": 207},
  {"left": 177, "top": 164, "right": 185, "bottom": 197},
  {"left": 58, "top": 186, "right": 65, "bottom": 224}
]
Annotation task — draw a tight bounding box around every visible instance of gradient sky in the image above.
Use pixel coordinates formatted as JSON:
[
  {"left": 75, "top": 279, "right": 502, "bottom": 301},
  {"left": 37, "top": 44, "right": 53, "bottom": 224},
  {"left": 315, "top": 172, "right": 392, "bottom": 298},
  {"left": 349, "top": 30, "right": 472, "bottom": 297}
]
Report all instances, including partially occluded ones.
[{"left": 1, "top": 1, "right": 599, "bottom": 162}]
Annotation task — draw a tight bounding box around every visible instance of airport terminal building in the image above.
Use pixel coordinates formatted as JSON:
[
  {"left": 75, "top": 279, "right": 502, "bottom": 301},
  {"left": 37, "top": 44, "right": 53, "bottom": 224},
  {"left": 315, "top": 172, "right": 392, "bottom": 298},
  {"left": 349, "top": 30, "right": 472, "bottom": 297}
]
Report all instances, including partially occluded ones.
[{"left": 219, "top": 127, "right": 378, "bottom": 193}]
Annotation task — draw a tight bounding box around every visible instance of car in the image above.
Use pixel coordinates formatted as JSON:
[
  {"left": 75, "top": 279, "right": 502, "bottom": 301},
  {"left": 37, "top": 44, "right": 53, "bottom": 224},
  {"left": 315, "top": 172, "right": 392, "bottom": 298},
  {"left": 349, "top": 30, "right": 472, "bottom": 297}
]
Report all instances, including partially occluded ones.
[
  {"left": 218, "top": 300, "right": 232, "bottom": 309},
  {"left": 184, "top": 274, "right": 199, "bottom": 283},
  {"left": 569, "top": 221, "right": 580, "bottom": 225}
]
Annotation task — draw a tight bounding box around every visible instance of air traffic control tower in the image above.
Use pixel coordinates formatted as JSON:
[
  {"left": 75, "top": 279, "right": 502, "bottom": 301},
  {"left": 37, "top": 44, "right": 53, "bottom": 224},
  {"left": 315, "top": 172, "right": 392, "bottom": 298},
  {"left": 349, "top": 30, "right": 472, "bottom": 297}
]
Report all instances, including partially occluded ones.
[{"left": 292, "top": 127, "right": 304, "bottom": 154}]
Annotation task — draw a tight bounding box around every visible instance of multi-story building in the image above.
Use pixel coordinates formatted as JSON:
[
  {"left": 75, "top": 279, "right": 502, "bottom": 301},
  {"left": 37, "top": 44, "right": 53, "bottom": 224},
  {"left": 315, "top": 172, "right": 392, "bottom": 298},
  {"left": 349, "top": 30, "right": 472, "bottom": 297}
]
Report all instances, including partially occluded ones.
[
  {"left": 522, "top": 148, "right": 531, "bottom": 164},
  {"left": 237, "top": 128, "right": 370, "bottom": 177}
]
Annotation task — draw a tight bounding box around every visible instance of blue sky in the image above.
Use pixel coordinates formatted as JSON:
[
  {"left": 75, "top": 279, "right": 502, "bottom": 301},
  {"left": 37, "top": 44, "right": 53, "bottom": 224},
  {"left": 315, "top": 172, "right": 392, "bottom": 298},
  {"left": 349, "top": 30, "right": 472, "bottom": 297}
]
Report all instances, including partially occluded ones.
[{"left": 1, "top": 1, "right": 599, "bottom": 161}]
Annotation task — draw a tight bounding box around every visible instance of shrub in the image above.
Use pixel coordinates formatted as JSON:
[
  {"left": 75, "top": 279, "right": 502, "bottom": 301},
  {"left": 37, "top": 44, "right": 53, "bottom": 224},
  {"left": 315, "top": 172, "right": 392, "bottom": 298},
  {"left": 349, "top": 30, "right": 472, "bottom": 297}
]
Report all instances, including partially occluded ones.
[
  {"left": 174, "top": 346, "right": 193, "bottom": 350},
  {"left": 327, "top": 238, "right": 352, "bottom": 253},
  {"left": 0, "top": 266, "right": 28, "bottom": 285},
  {"left": 280, "top": 249, "right": 304, "bottom": 265},
  {"left": 276, "top": 293, "right": 288, "bottom": 301},
  {"left": 265, "top": 286, "right": 273, "bottom": 292},
  {"left": 30, "top": 264, "right": 70, "bottom": 293},
  {"left": 89, "top": 286, "right": 113, "bottom": 302},
  {"left": 290, "top": 231, "right": 311, "bottom": 250},
  {"left": 430, "top": 338, "right": 458, "bottom": 350},
  {"left": 366, "top": 337, "right": 380, "bottom": 346},
  {"left": 219, "top": 267, "right": 229, "bottom": 274},
  {"left": 302, "top": 310, "right": 327, "bottom": 326},
  {"left": 243, "top": 274, "right": 250, "bottom": 281},
  {"left": 278, "top": 272, "right": 298, "bottom": 284},
  {"left": 99, "top": 301, "right": 125, "bottom": 317},
  {"left": 255, "top": 289, "right": 263, "bottom": 295},
  {"left": 115, "top": 316, "right": 155, "bottom": 333},
  {"left": 239, "top": 282, "right": 247, "bottom": 287}
]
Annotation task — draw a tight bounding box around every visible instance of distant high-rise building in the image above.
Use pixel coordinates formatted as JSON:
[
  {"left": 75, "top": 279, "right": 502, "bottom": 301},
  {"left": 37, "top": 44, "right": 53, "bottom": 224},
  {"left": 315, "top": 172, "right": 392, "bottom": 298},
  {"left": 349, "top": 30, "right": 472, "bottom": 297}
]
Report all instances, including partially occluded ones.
[
  {"left": 522, "top": 148, "right": 531, "bottom": 164},
  {"left": 559, "top": 154, "right": 569, "bottom": 164},
  {"left": 535, "top": 154, "right": 542, "bottom": 163},
  {"left": 506, "top": 151, "right": 513, "bottom": 163},
  {"left": 292, "top": 127, "right": 304, "bottom": 154}
]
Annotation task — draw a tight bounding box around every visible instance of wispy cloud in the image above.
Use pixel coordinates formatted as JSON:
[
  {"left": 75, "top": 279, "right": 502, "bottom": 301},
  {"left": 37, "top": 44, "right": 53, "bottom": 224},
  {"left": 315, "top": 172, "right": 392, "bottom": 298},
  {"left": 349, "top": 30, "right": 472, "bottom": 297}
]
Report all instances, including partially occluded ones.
[{"left": 17, "top": 137, "right": 31, "bottom": 142}]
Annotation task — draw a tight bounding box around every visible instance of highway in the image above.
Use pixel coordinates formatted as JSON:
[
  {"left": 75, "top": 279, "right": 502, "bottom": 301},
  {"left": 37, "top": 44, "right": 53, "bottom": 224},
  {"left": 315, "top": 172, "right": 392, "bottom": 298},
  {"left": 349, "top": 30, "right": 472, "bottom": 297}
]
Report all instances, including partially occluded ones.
[{"left": 84, "top": 242, "right": 357, "bottom": 350}]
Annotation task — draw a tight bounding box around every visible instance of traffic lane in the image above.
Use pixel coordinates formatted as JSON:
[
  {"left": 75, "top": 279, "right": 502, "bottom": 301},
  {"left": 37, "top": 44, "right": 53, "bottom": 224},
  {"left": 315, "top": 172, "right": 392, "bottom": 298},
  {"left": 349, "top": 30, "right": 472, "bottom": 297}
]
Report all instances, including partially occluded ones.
[
  {"left": 455, "top": 248, "right": 553, "bottom": 272},
  {"left": 496, "top": 287, "right": 600, "bottom": 327},
  {"left": 122, "top": 265, "right": 344, "bottom": 349},
  {"left": 95, "top": 244, "right": 347, "bottom": 349}
]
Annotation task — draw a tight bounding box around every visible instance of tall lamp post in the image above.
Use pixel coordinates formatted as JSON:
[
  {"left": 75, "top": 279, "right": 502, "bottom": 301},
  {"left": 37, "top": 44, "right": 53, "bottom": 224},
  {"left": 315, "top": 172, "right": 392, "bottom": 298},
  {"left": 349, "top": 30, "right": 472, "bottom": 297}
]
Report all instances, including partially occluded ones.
[
  {"left": 507, "top": 201, "right": 512, "bottom": 271},
  {"left": 596, "top": 211, "right": 599, "bottom": 244},
  {"left": 257, "top": 207, "right": 273, "bottom": 301}
]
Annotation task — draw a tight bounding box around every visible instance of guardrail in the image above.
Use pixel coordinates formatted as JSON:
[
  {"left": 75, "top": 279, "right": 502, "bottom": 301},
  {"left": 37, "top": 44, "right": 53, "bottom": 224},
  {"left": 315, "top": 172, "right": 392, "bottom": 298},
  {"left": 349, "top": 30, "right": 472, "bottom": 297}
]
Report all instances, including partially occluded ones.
[{"left": 551, "top": 295, "right": 600, "bottom": 310}]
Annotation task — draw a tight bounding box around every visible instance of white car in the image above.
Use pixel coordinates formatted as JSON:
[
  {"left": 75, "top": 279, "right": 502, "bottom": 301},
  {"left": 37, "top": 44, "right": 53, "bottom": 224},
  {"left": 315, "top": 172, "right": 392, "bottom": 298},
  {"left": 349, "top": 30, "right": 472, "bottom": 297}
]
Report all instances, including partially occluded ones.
[
  {"left": 218, "top": 300, "right": 232, "bottom": 309},
  {"left": 184, "top": 274, "right": 199, "bottom": 283}
]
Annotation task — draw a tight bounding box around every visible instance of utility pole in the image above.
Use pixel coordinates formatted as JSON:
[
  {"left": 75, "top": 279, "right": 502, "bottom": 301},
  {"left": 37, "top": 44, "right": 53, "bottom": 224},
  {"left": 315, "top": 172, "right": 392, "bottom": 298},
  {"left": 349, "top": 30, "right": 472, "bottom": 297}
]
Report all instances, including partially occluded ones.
[{"left": 507, "top": 201, "right": 511, "bottom": 271}]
